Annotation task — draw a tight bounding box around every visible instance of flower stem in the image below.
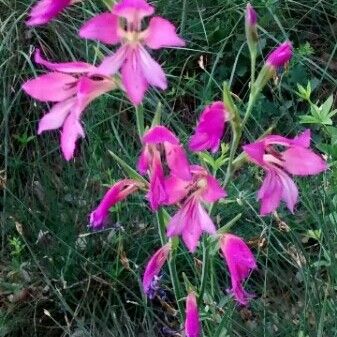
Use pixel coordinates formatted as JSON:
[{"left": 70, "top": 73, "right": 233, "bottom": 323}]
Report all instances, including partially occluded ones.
[
  {"left": 198, "top": 237, "right": 210, "bottom": 303},
  {"left": 135, "top": 105, "right": 144, "bottom": 138},
  {"left": 156, "top": 209, "right": 184, "bottom": 320}
]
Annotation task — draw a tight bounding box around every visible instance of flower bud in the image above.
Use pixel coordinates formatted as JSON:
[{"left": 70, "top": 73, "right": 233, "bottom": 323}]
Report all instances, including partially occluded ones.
[
  {"left": 245, "top": 3, "right": 258, "bottom": 56},
  {"left": 266, "top": 41, "right": 293, "bottom": 68}
]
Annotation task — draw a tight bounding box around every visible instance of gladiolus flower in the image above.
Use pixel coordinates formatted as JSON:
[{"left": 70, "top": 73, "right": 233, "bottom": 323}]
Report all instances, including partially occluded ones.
[
  {"left": 243, "top": 129, "right": 327, "bottom": 215},
  {"left": 220, "top": 234, "right": 257, "bottom": 305},
  {"left": 26, "top": 0, "right": 79, "bottom": 26},
  {"left": 90, "top": 179, "right": 142, "bottom": 229},
  {"left": 142, "top": 243, "right": 171, "bottom": 296},
  {"left": 189, "top": 101, "right": 229, "bottom": 153},
  {"left": 79, "top": 0, "right": 185, "bottom": 105},
  {"left": 22, "top": 49, "right": 116, "bottom": 160},
  {"left": 166, "top": 166, "right": 226, "bottom": 252},
  {"left": 266, "top": 41, "right": 293, "bottom": 68},
  {"left": 137, "top": 125, "right": 191, "bottom": 210},
  {"left": 185, "top": 292, "right": 201, "bottom": 337}
]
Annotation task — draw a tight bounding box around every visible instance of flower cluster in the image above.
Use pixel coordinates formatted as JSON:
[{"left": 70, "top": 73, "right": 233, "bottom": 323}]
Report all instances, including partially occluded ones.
[{"left": 23, "top": 2, "right": 329, "bottom": 337}]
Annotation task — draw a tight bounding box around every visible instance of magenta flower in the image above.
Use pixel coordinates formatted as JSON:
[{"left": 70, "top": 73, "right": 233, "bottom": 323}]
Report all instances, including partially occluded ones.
[
  {"left": 90, "top": 179, "right": 142, "bottom": 229},
  {"left": 22, "top": 49, "right": 115, "bottom": 160},
  {"left": 220, "top": 234, "right": 257, "bottom": 305},
  {"left": 79, "top": 0, "right": 185, "bottom": 105},
  {"left": 137, "top": 125, "right": 191, "bottom": 210},
  {"left": 245, "top": 3, "right": 257, "bottom": 26},
  {"left": 166, "top": 166, "right": 226, "bottom": 252},
  {"left": 266, "top": 41, "right": 293, "bottom": 68},
  {"left": 26, "top": 0, "right": 78, "bottom": 26},
  {"left": 185, "top": 292, "right": 201, "bottom": 337},
  {"left": 243, "top": 129, "right": 327, "bottom": 215},
  {"left": 189, "top": 101, "right": 229, "bottom": 153},
  {"left": 142, "top": 243, "right": 171, "bottom": 295}
]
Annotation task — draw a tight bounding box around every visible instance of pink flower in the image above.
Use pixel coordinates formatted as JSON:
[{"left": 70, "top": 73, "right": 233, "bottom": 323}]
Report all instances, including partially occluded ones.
[
  {"left": 137, "top": 125, "right": 191, "bottom": 210},
  {"left": 90, "top": 179, "right": 142, "bottom": 229},
  {"left": 185, "top": 292, "right": 201, "bottom": 337},
  {"left": 79, "top": 0, "right": 185, "bottom": 105},
  {"left": 166, "top": 166, "right": 226, "bottom": 252},
  {"left": 220, "top": 234, "right": 257, "bottom": 305},
  {"left": 243, "top": 129, "right": 327, "bottom": 215},
  {"left": 142, "top": 243, "right": 171, "bottom": 295},
  {"left": 22, "top": 49, "right": 115, "bottom": 160},
  {"left": 26, "top": 0, "right": 78, "bottom": 26},
  {"left": 189, "top": 101, "right": 229, "bottom": 153},
  {"left": 266, "top": 41, "right": 293, "bottom": 68},
  {"left": 245, "top": 3, "right": 257, "bottom": 26}
]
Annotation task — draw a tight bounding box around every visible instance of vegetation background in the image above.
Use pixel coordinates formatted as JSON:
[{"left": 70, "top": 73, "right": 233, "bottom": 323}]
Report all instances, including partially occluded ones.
[{"left": 1, "top": 0, "right": 337, "bottom": 336}]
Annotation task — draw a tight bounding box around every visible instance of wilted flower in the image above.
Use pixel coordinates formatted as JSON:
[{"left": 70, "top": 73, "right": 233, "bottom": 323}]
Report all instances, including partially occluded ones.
[
  {"left": 243, "top": 129, "right": 327, "bottom": 215},
  {"left": 90, "top": 179, "right": 142, "bottom": 228},
  {"left": 220, "top": 234, "right": 257, "bottom": 305},
  {"left": 166, "top": 166, "right": 226, "bottom": 252},
  {"left": 26, "top": 0, "right": 79, "bottom": 26},
  {"left": 22, "top": 49, "right": 116, "bottom": 160},
  {"left": 266, "top": 41, "right": 293, "bottom": 68},
  {"left": 189, "top": 101, "right": 229, "bottom": 153},
  {"left": 185, "top": 292, "right": 200, "bottom": 337},
  {"left": 137, "top": 125, "right": 191, "bottom": 210},
  {"left": 142, "top": 243, "right": 171, "bottom": 296},
  {"left": 79, "top": 0, "right": 185, "bottom": 105}
]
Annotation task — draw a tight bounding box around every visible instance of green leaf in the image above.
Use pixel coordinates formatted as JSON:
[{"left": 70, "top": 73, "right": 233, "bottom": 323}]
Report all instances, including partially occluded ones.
[
  {"left": 299, "top": 115, "right": 320, "bottom": 124},
  {"left": 108, "top": 150, "right": 147, "bottom": 183},
  {"left": 321, "top": 95, "right": 333, "bottom": 116}
]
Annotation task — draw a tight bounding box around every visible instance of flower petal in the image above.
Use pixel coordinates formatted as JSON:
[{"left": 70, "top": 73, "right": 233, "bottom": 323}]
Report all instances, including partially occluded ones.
[
  {"left": 112, "top": 0, "right": 154, "bottom": 21},
  {"left": 138, "top": 47, "right": 167, "bottom": 90},
  {"left": 185, "top": 292, "right": 201, "bottom": 337},
  {"left": 189, "top": 101, "right": 227, "bottom": 153},
  {"left": 282, "top": 147, "right": 327, "bottom": 176},
  {"left": 145, "top": 16, "right": 185, "bottom": 49},
  {"left": 96, "top": 46, "right": 127, "bottom": 76},
  {"left": 137, "top": 146, "right": 151, "bottom": 175},
  {"left": 38, "top": 98, "right": 75, "bottom": 134},
  {"left": 121, "top": 49, "right": 148, "bottom": 105},
  {"left": 79, "top": 13, "right": 121, "bottom": 45},
  {"left": 258, "top": 170, "right": 283, "bottom": 216},
  {"left": 164, "top": 143, "right": 191, "bottom": 181},
  {"left": 276, "top": 169, "right": 298, "bottom": 213},
  {"left": 74, "top": 76, "right": 115, "bottom": 117},
  {"left": 26, "top": 0, "right": 71, "bottom": 26},
  {"left": 142, "top": 125, "right": 179, "bottom": 145},
  {"left": 243, "top": 141, "right": 265, "bottom": 166},
  {"left": 163, "top": 176, "right": 190, "bottom": 205},
  {"left": 22, "top": 73, "right": 77, "bottom": 102},
  {"left": 292, "top": 129, "right": 311, "bottom": 148},
  {"left": 196, "top": 202, "right": 216, "bottom": 234},
  {"left": 142, "top": 243, "right": 171, "bottom": 295},
  {"left": 60, "top": 112, "right": 85, "bottom": 160},
  {"left": 220, "top": 234, "right": 257, "bottom": 305},
  {"left": 201, "top": 174, "right": 227, "bottom": 203},
  {"left": 90, "top": 179, "right": 140, "bottom": 228},
  {"left": 34, "top": 48, "right": 95, "bottom": 73},
  {"left": 147, "top": 154, "right": 166, "bottom": 210}
]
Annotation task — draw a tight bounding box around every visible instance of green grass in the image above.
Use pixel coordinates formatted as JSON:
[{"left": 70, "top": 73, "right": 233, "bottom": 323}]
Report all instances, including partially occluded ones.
[{"left": 1, "top": 0, "right": 337, "bottom": 336}]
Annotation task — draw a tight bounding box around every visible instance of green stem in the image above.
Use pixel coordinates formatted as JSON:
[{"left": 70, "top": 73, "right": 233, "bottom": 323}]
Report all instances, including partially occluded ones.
[
  {"left": 156, "top": 209, "right": 184, "bottom": 320},
  {"left": 198, "top": 237, "right": 209, "bottom": 304},
  {"left": 135, "top": 105, "right": 144, "bottom": 138},
  {"left": 241, "top": 86, "right": 258, "bottom": 129},
  {"left": 250, "top": 51, "right": 256, "bottom": 87}
]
